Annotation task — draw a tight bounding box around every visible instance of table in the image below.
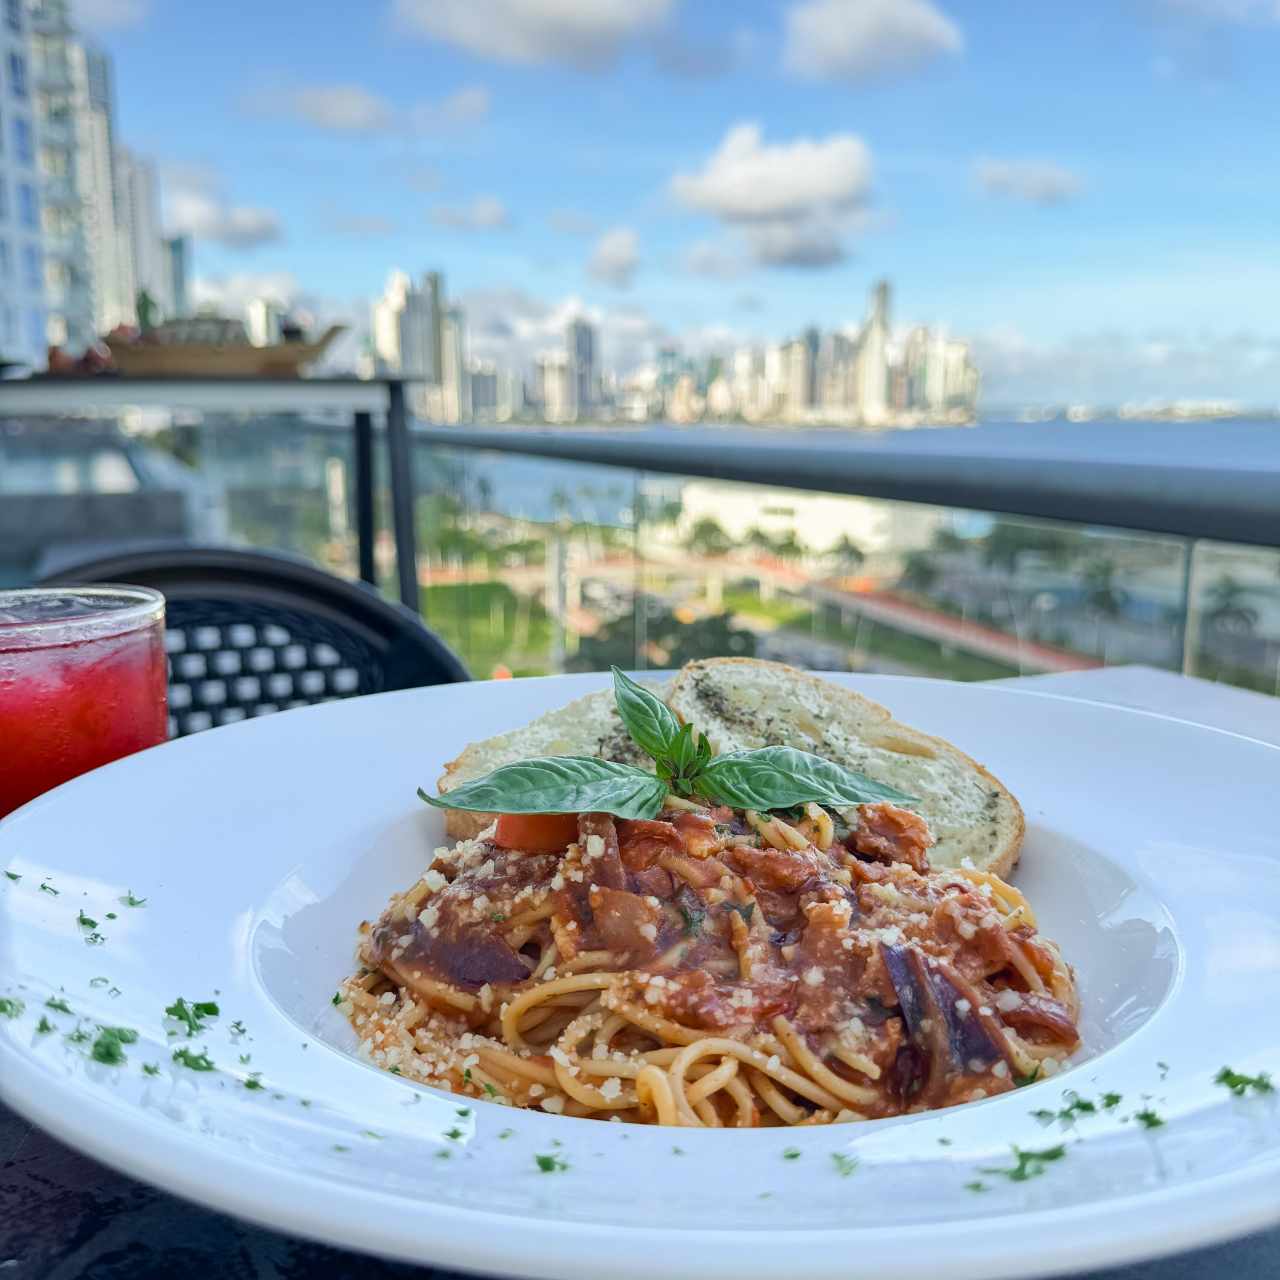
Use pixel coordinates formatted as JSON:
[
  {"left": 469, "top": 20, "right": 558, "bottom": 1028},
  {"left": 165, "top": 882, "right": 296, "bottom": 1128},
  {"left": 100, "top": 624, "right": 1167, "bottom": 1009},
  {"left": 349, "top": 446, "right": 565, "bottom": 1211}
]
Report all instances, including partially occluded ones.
[{"left": 2, "top": 666, "right": 1277, "bottom": 1279}]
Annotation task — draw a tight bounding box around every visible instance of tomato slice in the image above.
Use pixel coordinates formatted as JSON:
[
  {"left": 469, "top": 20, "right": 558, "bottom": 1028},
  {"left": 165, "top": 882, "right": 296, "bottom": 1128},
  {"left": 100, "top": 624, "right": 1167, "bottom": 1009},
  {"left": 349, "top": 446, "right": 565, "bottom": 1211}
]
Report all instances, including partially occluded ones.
[{"left": 493, "top": 812, "right": 580, "bottom": 853}]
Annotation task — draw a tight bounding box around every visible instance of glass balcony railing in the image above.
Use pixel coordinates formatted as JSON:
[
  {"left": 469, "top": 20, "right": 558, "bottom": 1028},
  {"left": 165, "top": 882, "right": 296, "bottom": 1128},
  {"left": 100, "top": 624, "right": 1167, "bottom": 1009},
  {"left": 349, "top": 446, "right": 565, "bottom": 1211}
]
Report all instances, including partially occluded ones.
[{"left": 1, "top": 380, "right": 1277, "bottom": 696}]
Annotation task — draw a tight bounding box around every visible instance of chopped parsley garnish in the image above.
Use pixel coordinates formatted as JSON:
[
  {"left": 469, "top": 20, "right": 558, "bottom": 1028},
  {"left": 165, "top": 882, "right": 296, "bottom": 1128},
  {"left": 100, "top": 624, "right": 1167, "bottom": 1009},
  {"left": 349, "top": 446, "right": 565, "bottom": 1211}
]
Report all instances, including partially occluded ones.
[
  {"left": 831, "top": 1152, "right": 858, "bottom": 1177},
  {"left": 35, "top": 1016, "right": 54, "bottom": 1034},
  {"left": 172, "top": 1046, "right": 215, "bottom": 1071},
  {"left": 142, "top": 1063, "right": 161, "bottom": 1076},
  {"left": 979, "top": 1144, "right": 1067, "bottom": 1182},
  {"left": 456, "top": 1107, "right": 471, "bottom": 1117},
  {"left": 121, "top": 891, "right": 147, "bottom": 907},
  {"left": 672, "top": 1145, "right": 685, "bottom": 1156},
  {"left": 964, "top": 1180, "right": 988, "bottom": 1193},
  {"left": 165, "top": 996, "right": 219, "bottom": 1037},
  {"left": 76, "top": 910, "right": 97, "bottom": 929},
  {"left": 44, "top": 996, "right": 72, "bottom": 1014},
  {"left": 238, "top": 1053, "right": 251, "bottom": 1064},
  {"left": 463, "top": 1068, "right": 472, "bottom": 1082},
  {"left": 389, "top": 1066, "right": 402, "bottom": 1075},
  {"left": 243, "top": 1073, "right": 264, "bottom": 1091},
  {"left": 436, "top": 1149, "right": 452, "bottom": 1160},
  {"left": 4, "top": 871, "right": 20, "bottom": 882},
  {"left": 0, "top": 997, "right": 24, "bottom": 1019},
  {"left": 1134, "top": 1108, "right": 1164, "bottom": 1129},
  {"left": 105, "top": 912, "right": 117, "bottom": 920},
  {"left": 229, "top": 1020, "right": 246, "bottom": 1036},
  {"left": 333, "top": 1145, "right": 349, "bottom": 1153},
  {"left": 1101, "top": 1092, "right": 1122, "bottom": 1110},
  {"left": 1215, "top": 1067, "right": 1274, "bottom": 1097},
  {"left": 66, "top": 1027, "right": 91, "bottom": 1045},
  {"left": 362, "top": 1130, "right": 384, "bottom": 1140},
  {"left": 85, "top": 931, "right": 106, "bottom": 946},
  {"left": 444, "top": 1127, "right": 464, "bottom": 1141},
  {"left": 89, "top": 1027, "right": 136, "bottom": 1065},
  {"left": 1157, "top": 1061, "right": 1169, "bottom": 1079},
  {"left": 89, "top": 977, "right": 109, "bottom": 988},
  {"left": 730, "top": 901, "right": 756, "bottom": 925},
  {"left": 1013, "top": 1065, "right": 1041, "bottom": 1088},
  {"left": 937, "top": 1137, "right": 953, "bottom": 1146},
  {"left": 535, "top": 1153, "right": 569, "bottom": 1173},
  {"left": 782, "top": 1147, "right": 801, "bottom": 1160},
  {"left": 498, "top": 1128, "right": 514, "bottom": 1140},
  {"left": 331, "top": 992, "right": 342, "bottom": 1006},
  {"left": 483, "top": 1082, "right": 499, "bottom": 1098},
  {"left": 490, "top": 912, "right": 507, "bottom": 922},
  {"left": 1034, "top": 1092, "right": 1097, "bottom": 1124},
  {"left": 300, "top": 1099, "right": 312, "bottom": 1107},
  {"left": 39, "top": 881, "right": 59, "bottom": 896}
]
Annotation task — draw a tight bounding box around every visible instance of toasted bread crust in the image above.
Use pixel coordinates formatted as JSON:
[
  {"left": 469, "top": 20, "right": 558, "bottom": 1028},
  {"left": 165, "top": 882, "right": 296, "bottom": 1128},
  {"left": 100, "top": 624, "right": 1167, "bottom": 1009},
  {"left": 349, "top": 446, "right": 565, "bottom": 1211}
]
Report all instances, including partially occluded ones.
[{"left": 667, "top": 658, "right": 1024, "bottom": 877}]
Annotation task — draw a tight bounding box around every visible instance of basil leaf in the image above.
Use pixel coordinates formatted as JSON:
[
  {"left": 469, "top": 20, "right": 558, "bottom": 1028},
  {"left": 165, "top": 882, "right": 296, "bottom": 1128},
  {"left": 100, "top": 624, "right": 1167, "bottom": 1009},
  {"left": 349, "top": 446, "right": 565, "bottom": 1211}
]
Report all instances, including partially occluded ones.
[
  {"left": 695, "top": 746, "right": 916, "bottom": 811},
  {"left": 419, "top": 757, "right": 667, "bottom": 820},
  {"left": 611, "top": 667, "right": 682, "bottom": 764}
]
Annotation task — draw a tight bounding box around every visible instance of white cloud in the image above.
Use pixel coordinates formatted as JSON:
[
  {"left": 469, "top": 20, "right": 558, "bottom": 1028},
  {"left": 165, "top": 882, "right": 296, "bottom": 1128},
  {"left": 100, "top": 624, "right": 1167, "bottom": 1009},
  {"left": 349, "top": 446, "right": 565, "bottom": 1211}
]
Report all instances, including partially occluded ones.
[
  {"left": 671, "top": 123, "right": 871, "bottom": 223},
  {"left": 548, "top": 208, "right": 597, "bottom": 235},
  {"left": 587, "top": 227, "right": 639, "bottom": 287},
  {"left": 783, "top": 0, "right": 962, "bottom": 84},
  {"left": 430, "top": 197, "right": 511, "bottom": 230},
  {"left": 394, "top": 0, "right": 674, "bottom": 68},
  {"left": 745, "top": 220, "right": 846, "bottom": 268},
  {"left": 75, "top": 0, "right": 148, "bottom": 28},
  {"left": 250, "top": 84, "right": 489, "bottom": 134},
  {"left": 671, "top": 123, "right": 871, "bottom": 269},
  {"left": 973, "top": 328, "right": 1280, "bottom": 405},
  {"left": 164, "top": 169, "right": 282, "bottom": 250},
  {"left": 975, "top": 159, "right": 1083, "bottom": 206},
  {"left": 683, "top": 239, "right": 744, "bottom": 278},
  {"left": 411, "top": 85, "right": 492, "bottom": 129},
  {"left": 329, "top": 214, "right": 397, "bottom": 236}
]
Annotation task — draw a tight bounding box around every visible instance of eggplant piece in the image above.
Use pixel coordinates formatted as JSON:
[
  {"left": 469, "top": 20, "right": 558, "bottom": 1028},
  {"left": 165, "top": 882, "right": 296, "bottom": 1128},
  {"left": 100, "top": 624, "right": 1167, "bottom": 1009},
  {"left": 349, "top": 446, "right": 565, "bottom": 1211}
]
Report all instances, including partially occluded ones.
[{"left": 881, "top": 942, "right": 1014, "bottom": 1101}]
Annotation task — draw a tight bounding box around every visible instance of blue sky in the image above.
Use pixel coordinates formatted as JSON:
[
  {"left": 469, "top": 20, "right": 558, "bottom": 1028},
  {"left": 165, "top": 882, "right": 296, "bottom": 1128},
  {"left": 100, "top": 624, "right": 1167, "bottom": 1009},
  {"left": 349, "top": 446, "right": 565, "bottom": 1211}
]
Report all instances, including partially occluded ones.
[{"left": 86, "top": 0, "right": 1280, "bottom": 404}]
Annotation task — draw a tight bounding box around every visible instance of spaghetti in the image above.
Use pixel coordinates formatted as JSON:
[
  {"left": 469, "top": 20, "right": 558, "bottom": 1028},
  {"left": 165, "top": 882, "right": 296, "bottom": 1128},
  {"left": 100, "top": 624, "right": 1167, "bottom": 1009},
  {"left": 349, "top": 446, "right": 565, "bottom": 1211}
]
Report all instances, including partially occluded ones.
[{"left": 341, "top": 800, "right": 1080, "bottom": 1127}]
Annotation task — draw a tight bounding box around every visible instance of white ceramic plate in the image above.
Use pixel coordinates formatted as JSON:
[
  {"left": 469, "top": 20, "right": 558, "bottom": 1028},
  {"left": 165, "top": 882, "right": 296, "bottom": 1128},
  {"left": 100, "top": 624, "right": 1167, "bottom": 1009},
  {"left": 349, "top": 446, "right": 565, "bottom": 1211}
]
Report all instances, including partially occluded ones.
[{"left": 2, "top": 674, "right": 1279, "bottom": 1280}]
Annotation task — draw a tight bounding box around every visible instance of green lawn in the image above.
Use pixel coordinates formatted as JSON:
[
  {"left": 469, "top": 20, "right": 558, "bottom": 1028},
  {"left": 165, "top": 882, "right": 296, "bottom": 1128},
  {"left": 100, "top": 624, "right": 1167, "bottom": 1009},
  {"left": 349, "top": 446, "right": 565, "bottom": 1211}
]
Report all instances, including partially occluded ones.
[
  {"left": 721, "top": 590, "right": 811, "bottom": 626},
  {"left": 420, "top": 581, "right": 553, "bottom": 677}
]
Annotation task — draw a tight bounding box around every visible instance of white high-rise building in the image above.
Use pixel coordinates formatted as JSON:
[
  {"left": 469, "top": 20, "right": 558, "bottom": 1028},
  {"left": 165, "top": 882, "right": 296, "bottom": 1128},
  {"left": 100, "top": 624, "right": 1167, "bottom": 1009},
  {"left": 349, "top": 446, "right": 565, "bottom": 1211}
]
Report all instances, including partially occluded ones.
[
  {"left": 538, "top": 350, "right": 576, "bottom": 423},
  {"left": 115, "top": 145, "right": 166, "bottom": 317},
  {"left": 0, "top": 0, "right": 47, "bottom": 366},
  {"left": 245, "top": 296, "right": 284, "bottom": 347},
  {"left": 371, "top": 269, "right": 409, "bottom": 372},
  {"left": 440, "top": 306, "right": 469, "bottom": 424},
  {"left": 29, "top": 0, "right": 131, "bottom": 345},
  {"left": 854, "top": 279, "right": 890, "bottom": 426}
]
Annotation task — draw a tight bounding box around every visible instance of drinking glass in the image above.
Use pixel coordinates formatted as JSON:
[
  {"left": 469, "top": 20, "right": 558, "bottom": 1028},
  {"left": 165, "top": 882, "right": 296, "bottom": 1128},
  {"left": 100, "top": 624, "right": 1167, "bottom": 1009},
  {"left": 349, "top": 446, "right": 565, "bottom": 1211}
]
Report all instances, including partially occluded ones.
[{"left": 0, "top": 586, "right": 168, "bottom": 818}]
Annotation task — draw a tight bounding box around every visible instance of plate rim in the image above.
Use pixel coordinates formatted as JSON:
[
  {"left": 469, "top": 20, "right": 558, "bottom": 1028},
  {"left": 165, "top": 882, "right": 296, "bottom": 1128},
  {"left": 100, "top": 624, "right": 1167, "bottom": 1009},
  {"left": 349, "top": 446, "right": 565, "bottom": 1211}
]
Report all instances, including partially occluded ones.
[{"left": 3, "top": 672, "right": 1280, "bottom": 1279}]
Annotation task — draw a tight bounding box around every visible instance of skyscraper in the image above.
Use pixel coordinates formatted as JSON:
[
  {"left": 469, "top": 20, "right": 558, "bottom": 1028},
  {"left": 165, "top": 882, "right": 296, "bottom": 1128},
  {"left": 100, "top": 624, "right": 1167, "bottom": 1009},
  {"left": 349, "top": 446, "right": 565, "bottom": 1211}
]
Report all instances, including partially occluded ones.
[
  {"left": 115, "top": 146, "right": 166, "bottom": 316},
  {"left": 164, "top": 235, "right": 190, "bottom": 317},
  {"left": 371, "top": 269, "right": 409, "bottom": 372},
  {"left": 29, "top": 0, "right": 130, "bottom": 344},
  {"left": 854, "top": 279, "right": 890, "bottom": 426},
  {"left": 424, "top": 270, "right": 444, "bottom": 386},
  {"left": 567, "top": 317, "right": 596, "bottom": 418},
  {"left": 440, "top": 305, "right": 469, "bottom": 424},
  {"left": 0, "top": 0, "right": 47, "bottom": 365}
]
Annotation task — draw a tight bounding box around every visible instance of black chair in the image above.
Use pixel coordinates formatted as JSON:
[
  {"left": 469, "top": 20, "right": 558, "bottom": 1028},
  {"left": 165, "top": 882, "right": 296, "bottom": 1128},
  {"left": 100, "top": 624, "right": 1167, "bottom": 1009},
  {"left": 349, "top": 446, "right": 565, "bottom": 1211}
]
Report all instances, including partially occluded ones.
[{"left": 40, "top": 545, "right": 470, "bottom": 737}]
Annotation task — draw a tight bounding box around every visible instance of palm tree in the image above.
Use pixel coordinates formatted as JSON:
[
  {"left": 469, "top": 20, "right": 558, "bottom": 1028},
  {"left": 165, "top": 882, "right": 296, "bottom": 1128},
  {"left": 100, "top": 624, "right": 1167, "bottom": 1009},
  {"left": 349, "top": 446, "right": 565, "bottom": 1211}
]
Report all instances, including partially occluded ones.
[
  {"left": 1082, "top": 558, "right": 1124, "bottom": 618},
  {"left": 1205, "top": 574, "right": 1259, "bottom": 634},
  {"left": 744, "top": 526, "right": 777, "bottom": 556},
  {"left": 829, "top": 533, "right": 865, "bottom": 574},
  {"left": 899, "top": 551, "right": 939, "bottom": 593},
  {"left": 684, "top": 516, "right": 733, "bottom": 558}
]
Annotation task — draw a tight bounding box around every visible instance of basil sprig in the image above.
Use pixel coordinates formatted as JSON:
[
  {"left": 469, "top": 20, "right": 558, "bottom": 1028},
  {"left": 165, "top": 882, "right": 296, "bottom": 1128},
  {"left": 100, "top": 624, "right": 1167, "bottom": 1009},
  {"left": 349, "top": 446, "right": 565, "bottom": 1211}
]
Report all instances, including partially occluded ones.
[{"left": 421, "top": 665, "right": 915, "bottom": 821}]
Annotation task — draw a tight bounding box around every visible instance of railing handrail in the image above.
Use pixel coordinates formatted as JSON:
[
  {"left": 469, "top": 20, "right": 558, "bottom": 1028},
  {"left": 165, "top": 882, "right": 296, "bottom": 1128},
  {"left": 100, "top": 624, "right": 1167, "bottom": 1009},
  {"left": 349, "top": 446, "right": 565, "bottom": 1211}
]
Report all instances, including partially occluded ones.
[{"left": 414, "top": 421, "right": 1280, "bottom": 550}]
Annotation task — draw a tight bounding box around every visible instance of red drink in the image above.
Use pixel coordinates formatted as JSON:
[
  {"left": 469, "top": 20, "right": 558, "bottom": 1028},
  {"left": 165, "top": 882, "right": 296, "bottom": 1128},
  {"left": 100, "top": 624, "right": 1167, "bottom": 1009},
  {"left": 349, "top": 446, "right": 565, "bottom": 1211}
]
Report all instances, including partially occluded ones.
[{"left": 0, "top": 587, "right": 168, "bottom": 818}]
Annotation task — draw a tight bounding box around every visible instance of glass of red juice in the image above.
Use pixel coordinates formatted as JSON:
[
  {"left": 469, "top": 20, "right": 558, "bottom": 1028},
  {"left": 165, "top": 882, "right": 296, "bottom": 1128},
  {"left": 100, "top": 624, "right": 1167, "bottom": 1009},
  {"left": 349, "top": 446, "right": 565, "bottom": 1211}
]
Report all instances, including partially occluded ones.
[{"left": 0, "top": 586, "right": 168, "bottom": 818}]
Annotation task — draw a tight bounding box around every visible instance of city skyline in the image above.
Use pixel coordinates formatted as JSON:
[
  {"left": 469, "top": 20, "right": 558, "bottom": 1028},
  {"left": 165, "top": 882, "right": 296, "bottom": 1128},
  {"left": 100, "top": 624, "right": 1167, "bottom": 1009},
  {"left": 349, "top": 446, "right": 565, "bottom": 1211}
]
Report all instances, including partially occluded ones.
[{"left": 7, "top": 1, "right": 1280, "bottom": 405}]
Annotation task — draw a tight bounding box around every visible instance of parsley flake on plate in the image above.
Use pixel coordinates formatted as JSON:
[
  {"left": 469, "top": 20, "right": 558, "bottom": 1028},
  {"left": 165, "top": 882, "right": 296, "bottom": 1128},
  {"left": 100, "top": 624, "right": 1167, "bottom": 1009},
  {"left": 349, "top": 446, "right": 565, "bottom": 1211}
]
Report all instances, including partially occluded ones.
[
  {"left": 782, "top": 1147, "right": 801, "bottom": 1160},
  {"left": 165, "top": 996, "right": 219, "bottom": 1037},
  {"left": 89, "top": 1027, "right": 136, "bottom": 1066},
  {"left": 76, "top": 910, "right": 96, "bottom": 929},
  {"left": 142, "top": 1063, "right": 161, "bottom": 1076},
  {"left": 1134, "top": 1108, "right": 1164, "bottom": 1129},
  {"left": 1215, "top": 1067, "right": 1274, "bottom": 1097},
  {"left": 243, "top": 1073, "right": 265, "bottom": 1091},
  {"left": 172, "top": 1046, "right": 215, "bottom": 1071},
  {"left": 979, "top": 1144, "right": 1067, "bottom": 1183},
  {"left": 831, "top": 1152, "right": 858, "bottom": 1177},
  {"left": 44, "top": 996, "right": 72, "bottom": 1014},
  {"left": 534, "top": 1153, "right": 569, "bottom": 1173},
  {"left": 39, "top": 881, "right": 59, "bottom": 896},
  {"left": 0, "top": 997, "right": 24, "bottom": 1019},
  {"left": 4, "top": 871, "right": 20, "bottom": 882},
  {"left": 120, "top": 891, "right": 147, "bottom": 907},
  {"left": 36, "top": 1016, "right": 54, "bottom": 1035}
]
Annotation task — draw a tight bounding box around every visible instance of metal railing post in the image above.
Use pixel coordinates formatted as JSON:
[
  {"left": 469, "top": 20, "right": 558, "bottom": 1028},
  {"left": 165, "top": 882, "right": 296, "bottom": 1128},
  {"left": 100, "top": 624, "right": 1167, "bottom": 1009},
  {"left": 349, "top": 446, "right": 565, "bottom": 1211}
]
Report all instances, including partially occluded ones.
[
  {"left": 386, "top": 381, "right": 419, "bottom": 610},
  {"left": 353, "top": 409, "right": 375, "bottom": 587}
]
